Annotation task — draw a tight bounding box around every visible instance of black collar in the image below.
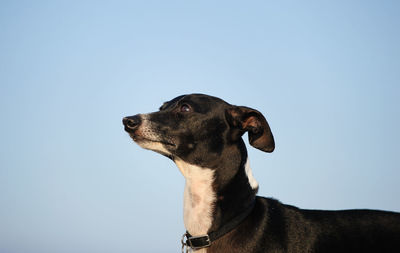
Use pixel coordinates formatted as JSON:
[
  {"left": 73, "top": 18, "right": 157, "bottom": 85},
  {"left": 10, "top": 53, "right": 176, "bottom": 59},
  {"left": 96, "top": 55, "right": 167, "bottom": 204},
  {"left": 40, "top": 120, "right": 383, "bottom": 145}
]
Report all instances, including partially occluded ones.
[{"left": 181, "top": 201, "right": 256, "bottom": 251}]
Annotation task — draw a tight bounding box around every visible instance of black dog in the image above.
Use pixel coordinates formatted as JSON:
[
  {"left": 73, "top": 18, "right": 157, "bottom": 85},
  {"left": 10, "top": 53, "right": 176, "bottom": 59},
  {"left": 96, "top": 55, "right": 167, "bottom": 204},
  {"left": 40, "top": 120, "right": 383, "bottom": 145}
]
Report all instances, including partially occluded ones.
[{"left": 123, "top": 94, "right": 400, "bottom": 253}]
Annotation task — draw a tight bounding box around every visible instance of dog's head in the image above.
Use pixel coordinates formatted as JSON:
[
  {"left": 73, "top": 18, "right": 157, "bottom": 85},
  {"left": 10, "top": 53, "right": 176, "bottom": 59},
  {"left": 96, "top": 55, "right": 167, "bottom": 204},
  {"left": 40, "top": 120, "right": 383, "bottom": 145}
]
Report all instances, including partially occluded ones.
[{"left": 123, "top": 94, "right": 274, "bottom": 168}]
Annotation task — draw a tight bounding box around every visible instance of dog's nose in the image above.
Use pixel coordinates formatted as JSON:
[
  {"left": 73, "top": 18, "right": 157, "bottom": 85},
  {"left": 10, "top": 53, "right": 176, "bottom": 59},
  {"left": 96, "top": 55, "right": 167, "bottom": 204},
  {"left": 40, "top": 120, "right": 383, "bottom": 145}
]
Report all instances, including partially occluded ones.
[{"left": 123, "top": 115, "right": 141, "bottom": 130}]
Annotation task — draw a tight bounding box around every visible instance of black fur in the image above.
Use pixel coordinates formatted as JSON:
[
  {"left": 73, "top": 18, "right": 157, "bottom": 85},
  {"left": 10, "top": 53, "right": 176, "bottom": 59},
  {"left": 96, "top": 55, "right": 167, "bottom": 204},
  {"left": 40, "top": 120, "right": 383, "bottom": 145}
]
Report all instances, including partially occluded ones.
[{"left": 123, "top": 94, "right": 400, "bottom": 253}]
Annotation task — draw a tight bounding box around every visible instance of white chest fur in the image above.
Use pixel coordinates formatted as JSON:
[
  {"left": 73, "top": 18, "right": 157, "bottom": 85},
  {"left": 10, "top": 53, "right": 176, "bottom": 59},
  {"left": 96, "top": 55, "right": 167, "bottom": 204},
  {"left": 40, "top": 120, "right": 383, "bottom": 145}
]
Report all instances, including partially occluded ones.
[{"left": 175, "top": 159, "right": 216, "bottom": 238}]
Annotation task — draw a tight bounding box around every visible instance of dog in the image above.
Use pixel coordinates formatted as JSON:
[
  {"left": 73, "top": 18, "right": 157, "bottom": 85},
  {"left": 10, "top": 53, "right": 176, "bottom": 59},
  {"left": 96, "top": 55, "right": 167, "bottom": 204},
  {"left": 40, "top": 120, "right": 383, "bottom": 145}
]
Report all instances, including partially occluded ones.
[{"left": 123, "top": 94, "right": 400, "bottom": 253}]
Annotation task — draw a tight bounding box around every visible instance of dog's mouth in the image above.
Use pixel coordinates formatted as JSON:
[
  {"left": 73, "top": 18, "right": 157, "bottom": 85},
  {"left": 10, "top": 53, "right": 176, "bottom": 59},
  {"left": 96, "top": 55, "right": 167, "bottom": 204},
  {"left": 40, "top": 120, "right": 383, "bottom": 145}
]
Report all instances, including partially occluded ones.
[{"left": 128, "top": 133, "right": 176, "bottom": 147}]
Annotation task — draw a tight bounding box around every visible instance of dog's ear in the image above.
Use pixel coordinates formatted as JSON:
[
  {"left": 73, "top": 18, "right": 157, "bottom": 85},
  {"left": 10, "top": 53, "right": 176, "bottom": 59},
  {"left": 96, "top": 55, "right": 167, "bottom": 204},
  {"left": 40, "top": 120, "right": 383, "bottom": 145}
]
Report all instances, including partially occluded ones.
[{"left": 226, "top": 106, "right": 275, "bottom": 152}]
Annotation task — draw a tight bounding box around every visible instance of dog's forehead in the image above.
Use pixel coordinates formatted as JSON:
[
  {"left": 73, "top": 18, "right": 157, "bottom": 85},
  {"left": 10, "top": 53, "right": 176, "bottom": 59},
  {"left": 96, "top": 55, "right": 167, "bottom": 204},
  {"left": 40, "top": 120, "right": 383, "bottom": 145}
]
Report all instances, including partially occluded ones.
[
  {"left": 159, "top": 94, "right": 229, "bottom": 111},
  {"left": 159, "top": 95, "right": 186, "bottom": 110}
]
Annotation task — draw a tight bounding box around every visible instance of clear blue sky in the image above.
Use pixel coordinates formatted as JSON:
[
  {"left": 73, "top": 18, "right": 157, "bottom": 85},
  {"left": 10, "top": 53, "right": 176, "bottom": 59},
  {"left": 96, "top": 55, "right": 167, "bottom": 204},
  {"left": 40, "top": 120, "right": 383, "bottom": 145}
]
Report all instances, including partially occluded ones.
[{"left": 1, "top": 1, "right": 399, "bottom": 252}]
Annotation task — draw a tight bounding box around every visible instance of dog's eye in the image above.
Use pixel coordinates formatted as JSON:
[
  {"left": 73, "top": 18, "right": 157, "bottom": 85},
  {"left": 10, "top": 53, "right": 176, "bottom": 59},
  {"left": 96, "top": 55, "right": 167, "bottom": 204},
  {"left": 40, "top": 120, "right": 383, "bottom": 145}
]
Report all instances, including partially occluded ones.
[{"left": 180, "top": 104, "right": 191, "bottom": 113}]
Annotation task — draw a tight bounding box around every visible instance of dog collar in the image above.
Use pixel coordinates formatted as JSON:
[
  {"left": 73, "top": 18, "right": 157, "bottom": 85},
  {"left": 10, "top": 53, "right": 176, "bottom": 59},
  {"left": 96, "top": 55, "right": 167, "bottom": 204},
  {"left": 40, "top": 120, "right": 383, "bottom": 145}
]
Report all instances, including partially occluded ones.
[{"left": 181, "top": 201, "right": 255, "bottom": 251}]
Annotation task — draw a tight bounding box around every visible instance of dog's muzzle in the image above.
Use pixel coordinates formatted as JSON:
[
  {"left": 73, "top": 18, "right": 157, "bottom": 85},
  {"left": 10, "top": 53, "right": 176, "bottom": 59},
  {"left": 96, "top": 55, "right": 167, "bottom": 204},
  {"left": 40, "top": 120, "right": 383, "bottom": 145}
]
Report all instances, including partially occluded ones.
[{"left": 123, "top": 115, "right": 141, "bottom": 133}]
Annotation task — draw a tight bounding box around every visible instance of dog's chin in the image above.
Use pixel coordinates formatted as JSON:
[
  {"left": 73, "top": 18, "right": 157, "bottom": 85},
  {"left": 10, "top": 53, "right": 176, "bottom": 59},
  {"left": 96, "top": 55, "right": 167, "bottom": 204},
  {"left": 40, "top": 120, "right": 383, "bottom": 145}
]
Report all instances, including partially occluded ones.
[
  {"left": 130, "top": 135, "right": 175, "bottom": 156},
  {"left": 129, "top": 134, "right": 175, "bottom": 146}
]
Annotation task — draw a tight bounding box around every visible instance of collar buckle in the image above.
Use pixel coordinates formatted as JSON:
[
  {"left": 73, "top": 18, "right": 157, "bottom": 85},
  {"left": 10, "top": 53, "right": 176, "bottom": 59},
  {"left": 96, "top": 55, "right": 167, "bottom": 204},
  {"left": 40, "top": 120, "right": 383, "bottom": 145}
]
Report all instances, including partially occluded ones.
[{"left": 186, "top": 233, "right": 211, "bottom": 249}]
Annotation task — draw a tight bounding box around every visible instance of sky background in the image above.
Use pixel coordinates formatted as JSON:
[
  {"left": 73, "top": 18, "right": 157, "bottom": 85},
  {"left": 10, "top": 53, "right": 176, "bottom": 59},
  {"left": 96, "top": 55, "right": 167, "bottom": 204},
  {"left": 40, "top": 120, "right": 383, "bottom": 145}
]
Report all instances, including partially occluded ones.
[{"left": 1, "top": 1, "right": 399, "bottom": 252}]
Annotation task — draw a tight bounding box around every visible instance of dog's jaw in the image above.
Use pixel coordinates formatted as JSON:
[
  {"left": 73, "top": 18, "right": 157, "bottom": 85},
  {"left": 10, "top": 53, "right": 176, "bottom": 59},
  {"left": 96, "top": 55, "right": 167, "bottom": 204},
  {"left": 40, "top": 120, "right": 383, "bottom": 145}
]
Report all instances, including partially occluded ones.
[{"left": 175, "top": 159, "right": 216, "bottom": 240}]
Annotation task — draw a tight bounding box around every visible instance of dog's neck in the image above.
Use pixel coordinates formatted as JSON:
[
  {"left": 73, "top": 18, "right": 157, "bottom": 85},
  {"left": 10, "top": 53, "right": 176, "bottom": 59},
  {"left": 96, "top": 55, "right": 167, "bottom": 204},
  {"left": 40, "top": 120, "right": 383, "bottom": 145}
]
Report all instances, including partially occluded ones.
[
  {"left": 175, "top": 159, "right": 216, "bottom": 236},
  {"left": 174, "top": 153, "right": 257, "bottom": 238}
]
